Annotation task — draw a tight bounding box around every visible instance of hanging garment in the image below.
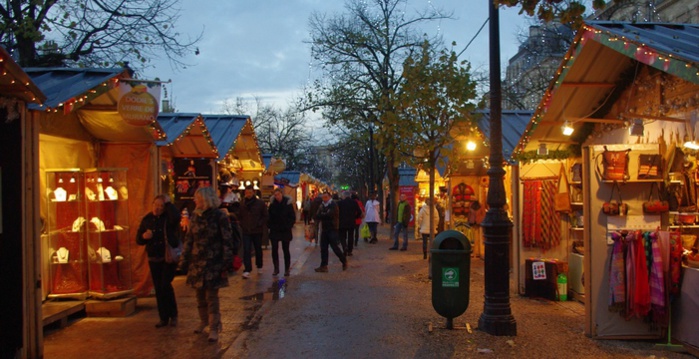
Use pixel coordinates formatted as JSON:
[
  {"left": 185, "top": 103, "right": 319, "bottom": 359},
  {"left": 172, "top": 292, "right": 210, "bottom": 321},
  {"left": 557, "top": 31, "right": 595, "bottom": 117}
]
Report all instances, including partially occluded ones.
[
  {"left": 608, "top": 231, "right": 626, "bottom": 312},
  {"left": 648, "top": 231, "right": 666, "bottom": 322},
  {"left": 625, "top": 231, "right": 637, "bottom": 318},
  {"left": 630, "top": 230, "right": 651, "bottom": 319},
  {"left": 521, "top": 178, "right": 561, "bottom": 251},
  {"left": 668, "top": 231, "right": 683, "bottom": 297}
]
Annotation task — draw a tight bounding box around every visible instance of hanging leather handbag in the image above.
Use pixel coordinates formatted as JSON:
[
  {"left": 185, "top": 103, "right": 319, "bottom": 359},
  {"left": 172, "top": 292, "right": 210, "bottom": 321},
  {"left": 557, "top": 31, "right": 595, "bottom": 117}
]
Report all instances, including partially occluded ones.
[
  {"left": 602, "top": 182, "right": 628, "bottom": 216},
  {"left": 642, "top": 182, "right": 669, "bottom": 214},
  {"left": 555, "top": 164, "right": 572, "bottom": 213},
  {"left": 596, "top": 146, "right": 631, "bottom": 181},
  {"left": 637, "top": 154, "right": 662, "bottom": 180}
]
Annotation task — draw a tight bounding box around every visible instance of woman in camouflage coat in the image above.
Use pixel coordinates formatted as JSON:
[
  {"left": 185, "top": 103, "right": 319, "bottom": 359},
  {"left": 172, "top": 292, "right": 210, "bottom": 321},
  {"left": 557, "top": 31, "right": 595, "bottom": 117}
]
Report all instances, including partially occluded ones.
[{"left": 181, "top": 187, "right": 235, "bottom": 342}]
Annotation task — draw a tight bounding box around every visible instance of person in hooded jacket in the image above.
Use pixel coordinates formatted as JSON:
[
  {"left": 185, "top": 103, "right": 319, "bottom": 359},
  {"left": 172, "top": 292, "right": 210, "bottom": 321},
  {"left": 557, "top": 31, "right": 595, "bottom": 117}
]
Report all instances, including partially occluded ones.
[
  {"left": 180, "top": 187, "right": 235, "bottom": 342},
  {"left": 268, "top": 188, "right": 296, "bottom": 276}
]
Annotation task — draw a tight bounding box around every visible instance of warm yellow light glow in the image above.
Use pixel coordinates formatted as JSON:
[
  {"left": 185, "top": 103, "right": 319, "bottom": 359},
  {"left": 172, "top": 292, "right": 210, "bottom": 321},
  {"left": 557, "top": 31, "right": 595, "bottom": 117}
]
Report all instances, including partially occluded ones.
[
  {"left": 562, "top": 121, "right": 574, "bottom": 136},
  {"left": 684, "top": 141, "right": 699, "bottom": 150},
  {"left": 466, "top": 141, "right": 476, "bottom": 151}
]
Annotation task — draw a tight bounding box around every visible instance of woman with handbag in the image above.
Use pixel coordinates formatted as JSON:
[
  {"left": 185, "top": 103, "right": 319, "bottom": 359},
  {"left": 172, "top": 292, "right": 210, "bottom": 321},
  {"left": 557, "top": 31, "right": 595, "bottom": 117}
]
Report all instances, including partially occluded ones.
[
  {"left": 181, "top": 187, "right": 235, "bottom": 342},
  {"left": 136, "top": 194, "right": 181, "bottom": 328}
]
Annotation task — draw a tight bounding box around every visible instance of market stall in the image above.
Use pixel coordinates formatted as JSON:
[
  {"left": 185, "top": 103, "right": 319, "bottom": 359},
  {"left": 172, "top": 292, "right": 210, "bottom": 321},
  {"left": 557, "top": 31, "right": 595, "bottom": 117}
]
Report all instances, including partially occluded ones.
[
  {"left": 156, "top": 113, "right": 219, "bottom": 211},
  {"left": 444, "top": 110, "right": 528, "bottom": 258},
  {"left": 512, "top": 21, "right": 699, "bottom": 348},
  {"left": 0, "top": 48, "right": 46, "bottom": 359},
  {"left": 203, "top": 114, "right": 264, "bottom": 194},
  {"left": 28, "top": 67, "right": 165, "bottom": 301}
]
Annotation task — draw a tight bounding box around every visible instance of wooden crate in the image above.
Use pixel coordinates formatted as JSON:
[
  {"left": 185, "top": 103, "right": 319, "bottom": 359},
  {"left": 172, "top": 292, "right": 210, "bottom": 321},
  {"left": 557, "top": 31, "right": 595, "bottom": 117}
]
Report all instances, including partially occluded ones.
[{"left": 85, "top": 296, "right": 136, "bottom": 317}]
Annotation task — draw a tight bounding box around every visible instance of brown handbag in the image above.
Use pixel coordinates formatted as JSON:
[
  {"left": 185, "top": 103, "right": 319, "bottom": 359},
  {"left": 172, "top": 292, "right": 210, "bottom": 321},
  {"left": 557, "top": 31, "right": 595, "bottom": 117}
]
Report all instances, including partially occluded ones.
[
  {"left": 602, "top": 182, "right": 628, "bottom": 216},
  {"left": 555, "top": 164, "right": 572, "bottom": 213},
  {"left": 642, "top": 182, "right": 669, "bottom": 214},
  {"left": 596, "top": 146, "right": 631, "bottom": 181}
]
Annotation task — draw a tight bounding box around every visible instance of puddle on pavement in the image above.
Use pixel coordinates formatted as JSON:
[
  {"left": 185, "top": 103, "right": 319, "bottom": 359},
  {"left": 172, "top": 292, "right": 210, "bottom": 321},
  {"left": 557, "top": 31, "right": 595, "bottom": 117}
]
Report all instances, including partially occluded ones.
[{"left": 240, "top": 279, "right": 287, "bottom": 301}]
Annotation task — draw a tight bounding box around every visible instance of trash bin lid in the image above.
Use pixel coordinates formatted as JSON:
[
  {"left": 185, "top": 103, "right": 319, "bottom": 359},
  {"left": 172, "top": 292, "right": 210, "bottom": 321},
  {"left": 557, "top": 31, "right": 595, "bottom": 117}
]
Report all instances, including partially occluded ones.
[{"left": 432, "top": 229, "right": 471, "bottom": 251}]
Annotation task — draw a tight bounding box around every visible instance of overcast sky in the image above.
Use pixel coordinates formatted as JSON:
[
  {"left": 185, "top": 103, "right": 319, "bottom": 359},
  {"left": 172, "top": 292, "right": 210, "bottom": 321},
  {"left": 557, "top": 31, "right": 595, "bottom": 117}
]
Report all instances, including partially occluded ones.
[{"left": 143, "top": 0, "right": 533, "bottom": 115}]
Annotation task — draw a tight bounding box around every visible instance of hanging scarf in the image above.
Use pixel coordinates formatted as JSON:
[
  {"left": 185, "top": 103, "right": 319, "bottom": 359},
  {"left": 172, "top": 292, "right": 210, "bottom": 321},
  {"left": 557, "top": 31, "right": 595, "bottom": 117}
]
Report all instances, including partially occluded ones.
[
  {"left": 608, "top": 231, "right": 626, "bottom": 312},
  {"left": 668, "top": 231, "right": 683, "bottom": 298},
  {"left": 630, "top": 230, "right": 650, "bottom": 319},
  {"left": 648, "top": 231, "right": 666, "bottom": 323},
  {"left": 624, "top": 231, "right": 637, "bottom": 318}
]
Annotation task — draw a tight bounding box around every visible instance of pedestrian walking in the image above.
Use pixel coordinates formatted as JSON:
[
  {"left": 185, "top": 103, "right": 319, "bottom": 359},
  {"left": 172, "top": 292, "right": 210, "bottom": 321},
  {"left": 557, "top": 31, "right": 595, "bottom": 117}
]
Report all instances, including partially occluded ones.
[
  {"left": 136, "top": 194, "right": 181, "bottom": 328},
  {"left": 302, "top": 196, "right": 312, "bottom": 225},
  {"left": 364, "top": 192, "right": 381, "bottom": 244},
  {"left": 314, "top": 192, "right": 347, "bottom": 272},
  {"left": 417, "top": 198, "right": 440, "bottom": 259},
  {"left": 268, "top": 188, "right": 296, "bottom": 277},
  {"left": 238, "top": 187, "right": 268, "bottom": 278},
  {"left": 180, "top": 187, "right": 235, "bottom": 342},
  {"left": 338, "top": 190, "right": 362, "bottom": 256},
  {"left": 389, "top": 193, "right": 411, "bottom": 251},
  {"left": 352, "top": 192, "right": 365, "bottom": 247},
  {"left": 309, "top": 192, "right": 323, "bottom": 245}
]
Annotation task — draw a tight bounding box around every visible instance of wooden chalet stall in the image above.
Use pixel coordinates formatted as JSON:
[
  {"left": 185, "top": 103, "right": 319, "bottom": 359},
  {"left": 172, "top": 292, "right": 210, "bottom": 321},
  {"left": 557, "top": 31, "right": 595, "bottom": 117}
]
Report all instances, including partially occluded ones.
[
  {"left": 439, "top": 111, "right": 528, "bottom": 258},
  {"left": 512, "top": 21, "right": 699, "bottom": 351},
  {"left": 156, "top": 113, "right": 219, "bottom": 212},
  {"left": 0, "top": 48, "right": 46, "bottom": 359},
  {"left": 28, "top": 68, "right": 165, "bottom": 320},
  {"left": 203, "top": 115, "right": 264, "bottom": 196}
]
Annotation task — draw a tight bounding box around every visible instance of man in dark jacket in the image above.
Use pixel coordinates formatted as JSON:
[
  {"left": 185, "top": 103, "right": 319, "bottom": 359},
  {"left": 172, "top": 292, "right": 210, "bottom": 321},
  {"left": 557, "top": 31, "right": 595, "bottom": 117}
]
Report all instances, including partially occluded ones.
[
  {"left": 337, "top": 190, "right": 362, "bottom": 256},
  {"left": 238, "top": 187, "right": 268, "bottom": 278},
  {"left": 267, "top": 188, "right": 296, "bottom": 276},
  {"left": 389, "top": 193, "right": 412, "bottom": 251},
  {"left": 314, "top": 192, "right": 347, "bottom": 272},
  {"left": 309, "top": 192, "right": 323, "bottom": 245}
]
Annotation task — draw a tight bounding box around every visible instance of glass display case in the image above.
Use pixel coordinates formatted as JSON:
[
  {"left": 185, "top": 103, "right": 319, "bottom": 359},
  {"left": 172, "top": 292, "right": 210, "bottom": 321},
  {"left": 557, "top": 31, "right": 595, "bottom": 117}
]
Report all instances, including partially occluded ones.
[
  {"left": 45, "top": 169, "right": 88, "bottom": 299},
  {"left": 84, "top": 168, "right": 133, "bottom": 299}
]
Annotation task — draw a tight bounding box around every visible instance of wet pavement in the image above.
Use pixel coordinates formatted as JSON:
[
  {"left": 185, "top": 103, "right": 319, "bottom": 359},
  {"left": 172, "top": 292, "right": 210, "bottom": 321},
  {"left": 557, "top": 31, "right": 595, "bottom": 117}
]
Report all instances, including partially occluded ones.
[{"left": 42, "top": 224, "right": 695, "bottom": 359}]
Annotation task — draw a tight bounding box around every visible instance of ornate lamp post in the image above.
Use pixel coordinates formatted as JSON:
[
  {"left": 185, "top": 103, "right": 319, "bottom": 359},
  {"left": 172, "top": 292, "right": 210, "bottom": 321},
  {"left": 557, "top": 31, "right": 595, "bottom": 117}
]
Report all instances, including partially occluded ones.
[{"left": 477, "top": 0, "right": 516, "bottom": 336}]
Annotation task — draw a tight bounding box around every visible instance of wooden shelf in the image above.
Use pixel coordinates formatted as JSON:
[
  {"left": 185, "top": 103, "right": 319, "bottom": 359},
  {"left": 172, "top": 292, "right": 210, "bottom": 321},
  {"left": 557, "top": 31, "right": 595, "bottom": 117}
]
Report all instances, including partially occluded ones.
[
  {"left": 601, "top": 179, "right": 664, "bottom": 183},
  {"left": 570, "top": 227, "right": 584, "bottom": 231}
]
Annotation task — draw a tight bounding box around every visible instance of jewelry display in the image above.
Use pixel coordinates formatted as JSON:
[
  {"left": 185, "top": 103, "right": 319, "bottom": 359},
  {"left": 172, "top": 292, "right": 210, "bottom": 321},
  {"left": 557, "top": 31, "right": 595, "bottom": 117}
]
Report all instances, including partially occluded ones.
[
  {"left": 104, "top": 186, "right": 118, "bottom": 200},
  {"left": 96, "top": 247, "right": 111, "bottom": 263},
  {"left": 85, "top": 187, "right": 96, "bottom": 201},
  {"left": 96, "top": 183, "right": 105, "bottom": 201},
  {"left": 72, "top": 217, "right": 86, "bottom": 232},
  {"left": 90, "top": 217, "right": 106, "bottom": 232},
  {"left": 54, "top": 187, "right": 67, "bottom": 202},
  {"left": 118, "top": 186, "right": 128, "bottom": 200},
  {"left": 56, "top": 247, "right": 69, "bottom": 263}
]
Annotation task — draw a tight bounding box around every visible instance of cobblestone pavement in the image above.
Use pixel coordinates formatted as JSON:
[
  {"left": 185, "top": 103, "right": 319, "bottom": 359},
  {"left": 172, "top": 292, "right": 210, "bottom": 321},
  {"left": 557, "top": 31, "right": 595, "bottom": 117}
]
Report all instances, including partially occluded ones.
[{"left": 42, "top": 224, "right": 696, "bottom": 358}]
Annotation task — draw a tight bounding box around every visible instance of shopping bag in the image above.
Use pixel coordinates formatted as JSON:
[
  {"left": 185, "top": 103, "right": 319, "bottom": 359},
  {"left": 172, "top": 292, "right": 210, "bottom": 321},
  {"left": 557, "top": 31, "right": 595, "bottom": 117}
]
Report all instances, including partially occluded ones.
[
  {"left": 304, "top": 224, "right": 316, "bottom": 242},
  {"left": 555, "top": 164, "right": 572, "bottom": 213},
  {"left": 360, "top": 223, "right": 371, "bottom": 239}
]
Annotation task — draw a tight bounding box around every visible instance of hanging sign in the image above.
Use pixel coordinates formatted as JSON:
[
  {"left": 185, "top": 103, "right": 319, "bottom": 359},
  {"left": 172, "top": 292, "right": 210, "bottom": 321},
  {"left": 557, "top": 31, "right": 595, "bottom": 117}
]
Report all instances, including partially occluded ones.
[{"left": 118, "top": 84, "right": 158, "bottom": 126}]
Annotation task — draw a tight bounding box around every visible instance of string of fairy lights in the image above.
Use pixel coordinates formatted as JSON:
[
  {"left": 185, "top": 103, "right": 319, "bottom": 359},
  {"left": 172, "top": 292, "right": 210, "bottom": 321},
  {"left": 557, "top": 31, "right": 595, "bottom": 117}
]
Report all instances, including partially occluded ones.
[{"left": 514, "top": 22, "right": 699, "bottom": 158}]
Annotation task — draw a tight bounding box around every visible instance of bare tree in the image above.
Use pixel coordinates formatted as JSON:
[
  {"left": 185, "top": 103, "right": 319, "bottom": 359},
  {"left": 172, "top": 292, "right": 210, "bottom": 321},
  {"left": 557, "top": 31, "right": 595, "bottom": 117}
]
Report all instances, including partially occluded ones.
[
  {"left": 0, "top": 0, "right": 201, "bottom": 70},
  {"left": 306, "top": 0, "right": 450, "bottom": 221}
]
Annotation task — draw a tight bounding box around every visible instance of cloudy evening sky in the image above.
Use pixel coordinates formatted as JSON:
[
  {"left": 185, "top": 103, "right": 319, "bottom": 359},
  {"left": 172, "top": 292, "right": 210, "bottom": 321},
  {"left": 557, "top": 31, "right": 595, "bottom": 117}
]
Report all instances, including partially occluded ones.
[{"left": 143, "top": 0, "right": 532, "bottom": 115}]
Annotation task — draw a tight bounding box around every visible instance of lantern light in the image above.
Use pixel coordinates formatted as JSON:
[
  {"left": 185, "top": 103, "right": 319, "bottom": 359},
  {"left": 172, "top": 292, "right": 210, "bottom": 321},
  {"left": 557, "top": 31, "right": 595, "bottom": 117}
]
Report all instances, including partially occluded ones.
[{"left": 562, "top": 121, "right": 574, "bottom": 136}]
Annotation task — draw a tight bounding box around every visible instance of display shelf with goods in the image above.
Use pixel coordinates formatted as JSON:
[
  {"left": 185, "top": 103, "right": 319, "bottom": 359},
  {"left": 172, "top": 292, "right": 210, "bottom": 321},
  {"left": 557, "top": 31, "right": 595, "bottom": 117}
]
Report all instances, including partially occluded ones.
[
  {"left": 45, "top": 169, "right": 89, "bottom": 299},
  {"left": 84, "top": 168, "right": 133, "bottom": 299}
]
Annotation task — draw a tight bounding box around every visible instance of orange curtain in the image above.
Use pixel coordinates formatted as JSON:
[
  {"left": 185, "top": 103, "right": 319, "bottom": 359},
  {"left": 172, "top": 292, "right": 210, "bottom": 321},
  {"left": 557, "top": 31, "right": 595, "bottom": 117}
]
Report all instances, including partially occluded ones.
[{"left": 98, "top": 143, "right": 156, "bottom": 296}]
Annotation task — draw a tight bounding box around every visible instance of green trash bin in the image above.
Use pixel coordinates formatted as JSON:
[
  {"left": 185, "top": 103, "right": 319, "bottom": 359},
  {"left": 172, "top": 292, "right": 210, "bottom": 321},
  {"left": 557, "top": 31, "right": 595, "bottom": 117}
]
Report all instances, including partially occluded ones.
[{"left": 431, "top": 229, "right": 471, "bottom": 329}]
